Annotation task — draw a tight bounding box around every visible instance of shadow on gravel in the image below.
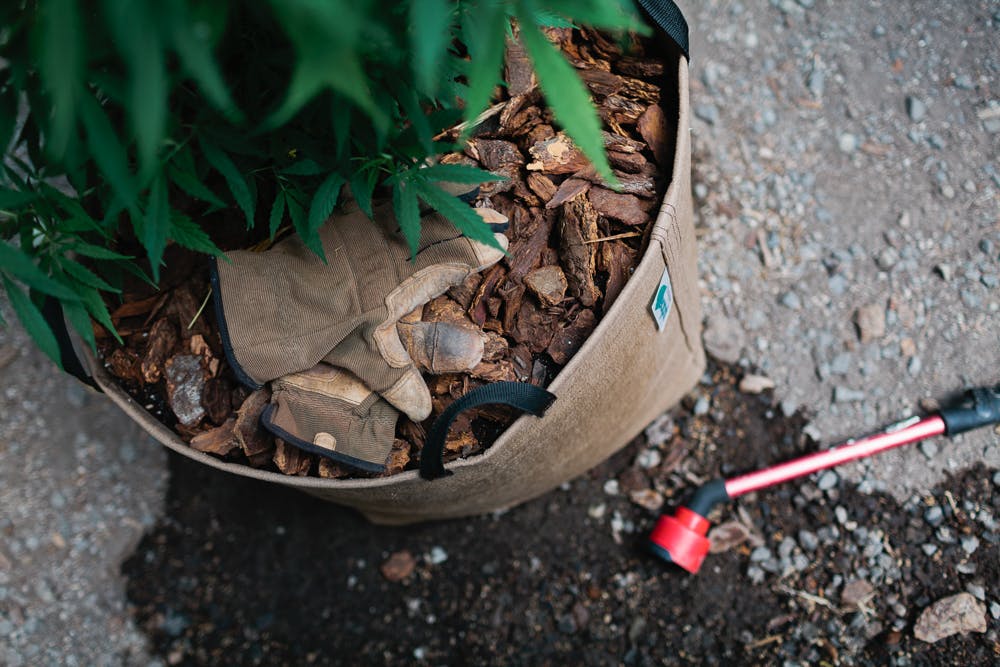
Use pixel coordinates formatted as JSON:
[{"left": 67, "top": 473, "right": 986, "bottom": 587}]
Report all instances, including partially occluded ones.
[{"left": 123, "top": 362, "right": 998, "bottom": 666}]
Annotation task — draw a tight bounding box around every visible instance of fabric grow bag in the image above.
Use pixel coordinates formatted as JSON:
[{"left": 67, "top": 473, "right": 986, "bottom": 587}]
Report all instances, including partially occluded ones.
[{"left": 65, "top": 2, "right": 705, "bottom": 524}]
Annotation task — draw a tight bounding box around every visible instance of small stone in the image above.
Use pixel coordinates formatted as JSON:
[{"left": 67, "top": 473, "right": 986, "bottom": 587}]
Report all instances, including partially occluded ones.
[
  {"left": 876, "top": 247, "right": 900, "bottom": 271},
  {"left": 828, "top": 273, "right": 849, "bottom": 296},
  {"left": 750, "top": 546, "right": 773, "bottom": 563},
  {"left": 428, "top": 546, "right": 448, "bottom": 565},
  {"left": 842, "top": 579, "right": 875, "bottom": 608},
  {"left": 980, "top": 239, "right": 996, "bottom": 255},
  {"left": 908, "top": 356, "right": 922, "bottom": 377},
  {"left": 834, "top": 386, "right": 866, "bottom": 403},
  {"left": 798, "top": 530, "right": 819, "bottom": 552},
  {"left": 779, "top": 291, "right": 802, "bottom": 310},
  {"left": 694, "top": 104, "right": 720, "bottom": 125},
  {"left": 919, "top": 440, "right": 938, "bottom": 459},
  {"left": 940, "top": 183, "right": 955, "bottom": 199},
  {"left": 966, "top": 584, "right": 986, "bottom": 601},
  {"left": 603, "top": 480, "right": 620, "bottom": 496},
  {"left": 838, "top": 133, "right": 858, "bottom": 154},
  {"left": 953, "top": 74, "right": 974, "bottom": 90},
  {"left": 702, "top": 314, "right": 746, "bottom": 364},
  {"left": 792, "top": 554, "right": 810, "bottom": 572},
  {"left": 380, "top": 551, "right": 416, "bottom": 582},
  {"left": 922, "top": 543, "right": 938, "bottom": 556},
  {"left": 853, "top": 304, "right": 886, "bottom": 344},
  {"left": 781, "top": 400, "right": 798, "bottom": 418},
  {"left": 558, "top": 614, "right": 578, "bottom": 634},
  {"left": 990, "top": 602, "right": 1000, "bottom": 620},
  {"left": 693, "top": 395, "right": 711, "bottom": 416},
  {"left": 960, "top": 536, "right": 980, "bottom": 555},
  {"left": 913, "top": 593, "right": 987, "bottom": 643},
  {"left": 925, "top": 506, "right": 944, "bottom": 527},
  {"left": 900, "top": 338, "right": 916, "bottom": 357},
  {"left": 644, "top": 413, "right": 675, "bottom": 447},
  {"left": 588, "top": 503, "right": 606, "bottom": 520},
  {"left": 830, "top": 353, "right": 852, "bottom": 375},
  {"left": 817, "top": 471, "right": 839, "bottom": 491},
  {"left": 935, "top": 264, "right": 953, "bottom": 281},
  {"left": 635, "top": 448, "right": 662, "bottom": 470},
  {"left": 872, "top": 25, "right": 886, "bottom": 37},
  {"left": 906, "top": 96, "right": 927, "bottom": 122},
  {"left": 956, "top": 562, "right": 977, "bottom": 575},
  {"left": 738, "top": 374, "right": 775, "bottom": 394},
  {"left": 708, "top": 521, "right": 752, "bottom": 554},
  {"left": 628, "top": 488, "right": 664, "bottom": 512}
]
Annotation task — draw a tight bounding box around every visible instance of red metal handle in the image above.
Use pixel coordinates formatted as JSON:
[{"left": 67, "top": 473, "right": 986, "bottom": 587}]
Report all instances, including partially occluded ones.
[{"left": 724, "top": 416, "right": 947, "bottom": 498}]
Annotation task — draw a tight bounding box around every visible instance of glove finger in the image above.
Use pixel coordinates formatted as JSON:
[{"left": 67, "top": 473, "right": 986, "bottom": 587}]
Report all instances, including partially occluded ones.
[
  {"left": 397, "top": 321, "right": 485, "bottom": 374},
  {"left": 260, "top": 364, "right": 398, "bottom": 471},
  {"left": 412, "top": 229, "right": 509, "bottom": 274},
  {"left": 380, "top": 364, "right": 433, "bottom": 422}
]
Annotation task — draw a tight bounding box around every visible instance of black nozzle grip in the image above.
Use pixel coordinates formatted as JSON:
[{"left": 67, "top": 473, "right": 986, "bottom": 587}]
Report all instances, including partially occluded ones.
[{"left": 939, "top": 385, "right": 1000, "bottom": 436}]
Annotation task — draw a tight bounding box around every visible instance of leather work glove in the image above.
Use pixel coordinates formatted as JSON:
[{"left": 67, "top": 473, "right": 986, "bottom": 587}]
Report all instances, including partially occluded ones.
[
  {"left": 260, "top": 363, "right": 400, "bottom": 472},
  {"left": 211, "top": 201, "right": 507, "bottom": 422}
]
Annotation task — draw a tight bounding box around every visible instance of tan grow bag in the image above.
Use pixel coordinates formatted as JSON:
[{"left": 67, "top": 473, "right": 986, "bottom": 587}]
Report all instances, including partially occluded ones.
[{"left": 80, "top": 53, "right": 704, "bottom": 525}]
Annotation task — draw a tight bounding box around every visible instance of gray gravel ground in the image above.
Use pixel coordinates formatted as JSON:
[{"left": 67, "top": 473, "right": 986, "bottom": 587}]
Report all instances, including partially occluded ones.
[
  {"left": 0, "top": 302, "right": 167, "bottom": 666},
  {"left": 0, "top": 0, "right": 998, "bottom": 664},
  {"left": 679, "top": 0, "right": 999, "bottom": 498}
]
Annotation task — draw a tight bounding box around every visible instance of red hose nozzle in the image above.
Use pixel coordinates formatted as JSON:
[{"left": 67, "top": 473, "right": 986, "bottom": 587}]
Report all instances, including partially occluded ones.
[{"left": 648, "top": 506, "right": 711, "bottom": 573}]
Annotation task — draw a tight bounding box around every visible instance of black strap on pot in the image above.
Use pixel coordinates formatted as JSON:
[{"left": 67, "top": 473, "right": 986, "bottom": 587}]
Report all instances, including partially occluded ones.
[
  {"left": 638, "top": 0, "right": 689, "bottom": 60},
  {"left": 420, "top": 382, "right": 557, "bottom": 480},
  {"left": 41, "top": 297, "right": 102, "bottom": 392}
]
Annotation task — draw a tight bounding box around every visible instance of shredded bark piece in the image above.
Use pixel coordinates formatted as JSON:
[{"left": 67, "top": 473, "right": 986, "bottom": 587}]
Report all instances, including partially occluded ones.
[
  {"left": 559, "top": 197, "right": 601, "bottom": 307},
  {"left": 141, "top": 318, "right": 178, "bottom": 383},
  {"left": 524, "top": 265, "right": 569, "bottom": 307},
  {"left": 547, "top": 309, "right": 598, "bottom": 365},
  {"left": 638, "top": 103, "right": 673, "bottom": 167},
  {"left": 190, "top": 419, "right": 238, "bottom": 456},
  {"left": 234, "top": 389, "right": 274, "bottom": 465},
  {"left": 545, "top": 178, "right": 592, "bottom": 209},
  {"left": 589, "top": 187, "right": 650, "bottom": 227},
  {"left": 527, "top": 133, "right": 591, "bottom": 174},
  {"left": 274, "top": 439, "right": 313, "bottom": 476}
]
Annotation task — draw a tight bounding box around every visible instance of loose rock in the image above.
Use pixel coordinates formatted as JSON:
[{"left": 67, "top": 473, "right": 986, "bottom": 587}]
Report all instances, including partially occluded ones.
[
  {"left": 854, "top": 304, "right": 886, "bottom": 343},
  {"left": 739, "top": 374, "right": 775, "bottom": 394},
  {"left": 913, "top": 593, "right": 987, "bottom": 643},
  {"left": 380, "top": 551, "right": 417, "bottom": 582}
]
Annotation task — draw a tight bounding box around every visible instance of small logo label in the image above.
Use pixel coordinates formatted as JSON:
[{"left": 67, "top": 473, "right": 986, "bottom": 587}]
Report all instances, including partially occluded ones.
[{"left": 651, "top": 266, "right": 673, "bottom": 331}]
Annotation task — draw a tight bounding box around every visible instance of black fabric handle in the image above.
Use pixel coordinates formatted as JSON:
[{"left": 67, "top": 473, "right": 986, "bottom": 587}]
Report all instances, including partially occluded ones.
[
  {"left": 638, "top": 0, "right": 689, "bottom": 60},
  {"left": 420, "top": 382, "right": 557, "bottom": 480},
  {"left": 41, "top": 297, "right": 102, "bottom": 392}
]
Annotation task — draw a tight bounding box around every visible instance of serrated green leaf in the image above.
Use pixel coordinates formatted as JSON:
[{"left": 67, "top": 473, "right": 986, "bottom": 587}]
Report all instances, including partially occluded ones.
[
  {"left": 168, "top": 0, "right": 242, "bottom": 120},
  {"left": 0, "top": 243, "right": 79, "bottom": 300},
  {"left": 2, "top": 275, "right": 61, "bottom": 366},
  {"left": 417, "top": 163, "right": 508, "bottom": 185},
  {"left": 170, "top": 212, "right": 224, "bottom": 257},
  {"left": 534, "top": 0, "right": 646, "bottom": 32},
  {"left": 280, "top": 159, "right": 325, "bottom": 176},
  {"left": 268, "top": 191, "right": 286, "bottom": 237},
  {"left": 56, "top": 256, "right": 120, "bottom": 293},
  {"left": 304, "top": 171, "right": 344, "bottom": 257},
  {"left": 68, "top": 242, "right": 133, "bottom": 261},
  {"left": 77, "top": 285, "right": 121, "bottom": 344},
  {"left": 143, "top": 176, "right": 170, "bottom": 281},
  {"left": 267, "top": 51, "right": 379, "bottom": 130},
  {"left": 62, "top": 299, "right": 97, "bottom": 353},
  {"left": 413, "top": 179, "right": 502, "bottom": 251},
  {"left": 167, "top": 164, "right": 227, "bottom": 208},
  {"left": 286, "top": 188, "right": 306, "bottom": 239},
  {"left": 200, "top": 138, "right": 255, "bottom": 227},
  {"left": 349, "top": 169, "right": 376, "bottom": 218},
  {"left": 516, "top": 14, "right": 617, "bottom": 186},
  {"left": 0, "top": 187, "right": 38, "bottom": 211},
  {"left": 36, "top": 0, "right": 82, "bottom": 159},
  {"left": 79, "top": 93, "right": 136, "bottom": 205},
  {"left": 410, "top": 0, "right": 452, "bottom": 96},
  {"left": 460, "top": 2, "right": 507, "bottom": 132},
  {"left": 392, "top": 178, "right": 421, "bottom": 259}
]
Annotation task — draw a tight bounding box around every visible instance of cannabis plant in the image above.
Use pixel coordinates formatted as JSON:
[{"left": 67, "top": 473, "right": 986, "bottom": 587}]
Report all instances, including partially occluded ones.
[{"left": 0, "top": 0, "right": 646, "bottom": 365}]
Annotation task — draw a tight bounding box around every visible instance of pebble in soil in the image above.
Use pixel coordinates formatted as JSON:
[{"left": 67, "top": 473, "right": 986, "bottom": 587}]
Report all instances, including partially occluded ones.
[{"left": 122, "top": 361, "right": 998, "bottom": 665}]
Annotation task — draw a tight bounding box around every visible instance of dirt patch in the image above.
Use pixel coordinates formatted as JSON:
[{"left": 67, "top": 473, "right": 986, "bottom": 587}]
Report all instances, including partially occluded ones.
[{"left": 123, "top": 360, "right": 998, "bottom": 664}]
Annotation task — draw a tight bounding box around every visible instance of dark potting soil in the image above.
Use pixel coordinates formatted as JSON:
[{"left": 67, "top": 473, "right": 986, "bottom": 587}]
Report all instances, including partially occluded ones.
[{"left": 123, "top": 360, "right": 999, "bottom": 665}]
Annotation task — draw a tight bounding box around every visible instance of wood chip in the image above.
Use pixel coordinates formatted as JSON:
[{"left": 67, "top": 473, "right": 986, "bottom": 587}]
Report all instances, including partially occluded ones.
[
  {"left": 527, "top": 133, "right": 591, "bottom": 174},
  {"left": 510, "top": 300, "right": 557, "bottom": 353},
  {"left": 106, "top": 347, "right": 143, "bottom": 383},
  {"left": 546, "top": 309, "right": 597, "bottom": 364},
  {"left": 637, "top": 103, "right": 673, "bottom": 167},
  {"left": 598, "top": 241, "right": 637, "bottom": 313},
  {"left": 545, "top": 178, "right": 592, "bottom": 209},
  {"left": 469, "top": 264, "right": 507, "bottom": 327},
  {"left": 234, "top": 388, "right": 274, "bottom": 464},
  {"left": 201, "top": 376, "right": 233, "bottom": 425},
  {"left": 526, "top": 173, "right": 557, "bottom": 204},
  {"left": 469, "top": 358, "right": 518, "bottom": 383},
  {"left": 380, "top": 550, "right": 416, "bottom": 582},
  {"left": 469, "top": 138, "right": 524, "bottom": 172},
  {"left": 504, "top": 36, "right": 536, "bottom": 97},
  {"left": 559, "top": 197, "right": 601, "bottom": 307},
  {"left": 318, "top": 458, "right": 350, "bottom": 479},
  {"left": 384, "top": 439, "right": 412, "bottom": 475},
  {"left": 164, "top": 355, "right": 206, "bottom": 427},
  {"left": 273, "top": 439, "right": 313, "bottom": 476},
  {"left": 190, "top": 419, "right": 239, "bottom": 456},
  {"left": 141, "top": 318, "right": 178, "bottom": 383},
  {"left": 524, "top": 265, "right": 568, "bottom": 307},
  {"left": 588, "top": 187, "right": 649, "bottom": 226}
]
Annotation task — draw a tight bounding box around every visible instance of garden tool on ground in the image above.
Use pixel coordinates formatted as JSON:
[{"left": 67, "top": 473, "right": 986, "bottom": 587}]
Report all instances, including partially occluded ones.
[{"left": 648, "top": 384, "right": 1000, "bottom": 574}]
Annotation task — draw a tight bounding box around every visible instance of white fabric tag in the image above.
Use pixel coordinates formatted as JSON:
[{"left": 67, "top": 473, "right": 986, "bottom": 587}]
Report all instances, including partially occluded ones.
[{"left": 651, "top": 266, "right": 673, "bottom": 331}]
